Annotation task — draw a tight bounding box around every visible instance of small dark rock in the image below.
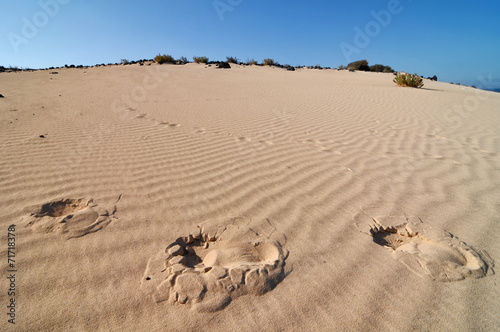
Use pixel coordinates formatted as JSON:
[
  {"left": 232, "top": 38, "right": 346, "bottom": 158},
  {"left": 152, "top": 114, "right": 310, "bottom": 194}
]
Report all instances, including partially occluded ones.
[
  {"left": 50, "top": 71, "right": 58, "bottom": 74},
  {"left": 39, "top": 135, "right": 45, "bottom": 138},
  {"left": 217, "top": 62, "right": 231, "bottom": 69},
  {"left": 0, "top": 94, "right": 4, "bottom": 98}
]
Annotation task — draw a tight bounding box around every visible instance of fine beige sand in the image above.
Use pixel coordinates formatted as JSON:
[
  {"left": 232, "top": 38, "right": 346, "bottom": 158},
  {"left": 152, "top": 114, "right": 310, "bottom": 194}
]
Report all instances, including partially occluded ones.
[{"left": 1, "top": 63, "right": 499, "bottom": 331}]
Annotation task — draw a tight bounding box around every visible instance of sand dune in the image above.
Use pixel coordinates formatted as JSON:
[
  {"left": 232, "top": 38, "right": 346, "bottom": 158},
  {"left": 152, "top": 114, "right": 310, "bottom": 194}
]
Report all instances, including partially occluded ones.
[{"left": 1, "top": 64, "right": 499, "bottom": 331}]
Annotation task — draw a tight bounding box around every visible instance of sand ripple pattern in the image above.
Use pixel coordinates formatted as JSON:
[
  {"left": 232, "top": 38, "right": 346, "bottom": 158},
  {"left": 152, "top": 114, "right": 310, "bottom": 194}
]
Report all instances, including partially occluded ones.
[{"left": 1, "top": 67, "right": 499, "bottom": 330}]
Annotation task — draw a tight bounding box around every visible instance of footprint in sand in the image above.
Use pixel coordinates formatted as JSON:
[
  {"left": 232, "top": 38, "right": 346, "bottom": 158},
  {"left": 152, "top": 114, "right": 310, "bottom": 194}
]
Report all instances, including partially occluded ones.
[
  {"left": 302, "top": 138, "right": 341, "bottom": 154},
  {"left": 156, "top": 120, "right": 180, "bottom": 127},
  {"left": 355, "top": 210, "right": 494, "bottom": 281},
  {"left": 23, "top": 197, "right": 119, "bottom": 239},
  {"left": 141, "top": 217, "right": 288, "bottom": 312},
  {"left": 195, "top": 127, "right": 206, "bottom": 134},
  {"left": 237, "top": 136, "right": 251, "bottom": 142}
]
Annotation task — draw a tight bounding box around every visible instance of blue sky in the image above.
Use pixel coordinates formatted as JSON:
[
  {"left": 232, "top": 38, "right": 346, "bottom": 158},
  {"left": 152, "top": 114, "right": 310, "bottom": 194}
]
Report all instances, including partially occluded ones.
[{"left": 1, "top": 0, "right": 500, "bottom": 88}]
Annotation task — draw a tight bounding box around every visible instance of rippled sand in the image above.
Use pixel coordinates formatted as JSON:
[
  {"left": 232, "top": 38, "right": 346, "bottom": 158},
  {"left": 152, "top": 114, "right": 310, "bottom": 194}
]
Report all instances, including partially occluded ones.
[{"left": 1, "top": 63, "right": 499, "bottom": 331}]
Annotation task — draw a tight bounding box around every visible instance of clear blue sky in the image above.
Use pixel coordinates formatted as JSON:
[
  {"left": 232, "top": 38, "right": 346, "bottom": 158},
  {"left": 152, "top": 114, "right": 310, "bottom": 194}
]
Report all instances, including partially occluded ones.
[{"left": 1, "top": 0, "right": 500, "bottom": 88}]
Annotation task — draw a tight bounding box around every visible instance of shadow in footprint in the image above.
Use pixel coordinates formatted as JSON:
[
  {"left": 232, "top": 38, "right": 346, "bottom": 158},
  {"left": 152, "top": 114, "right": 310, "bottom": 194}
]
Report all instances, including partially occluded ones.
[
  {"left": 141, "top": 217, "right": 288, "bottom": 312},
  {"left": 370, "top": 223, "right": 494, "bottom": 282},
  {"left": 24, "top": 198, "right": 118, "bottom": 239}
]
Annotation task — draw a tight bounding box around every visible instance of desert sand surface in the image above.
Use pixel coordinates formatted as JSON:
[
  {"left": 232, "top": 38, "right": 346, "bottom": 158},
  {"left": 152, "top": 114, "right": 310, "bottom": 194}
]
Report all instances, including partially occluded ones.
[{"left": 1, "top": 63, "right": 499, "bottom": 331}]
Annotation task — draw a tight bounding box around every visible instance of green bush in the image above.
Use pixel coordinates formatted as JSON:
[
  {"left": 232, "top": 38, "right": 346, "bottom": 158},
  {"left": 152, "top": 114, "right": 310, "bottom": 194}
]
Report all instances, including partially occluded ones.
[
  {"left": 393, "top": 73, "right": 424, "bottom": 88},
  {"left": 263, "top": 58, "right": 278, "bottom": 66},
  {"left": 193, "top": 56, "right": 209, "bottom": 64},
  {"left": 338, "top": 65, "right": 345, "bottom": 70},
  {"left": 178, "top": 56, "right": 188, "bottom": 64},
  {"left": 347, "top": 59, "right": 369, "bottom": 71},
  {"left": 155, "top": 54, "right": 175, "bottom": 64},
  {"left": 370, "top": 64, "right": 394, "bottom": 73}
]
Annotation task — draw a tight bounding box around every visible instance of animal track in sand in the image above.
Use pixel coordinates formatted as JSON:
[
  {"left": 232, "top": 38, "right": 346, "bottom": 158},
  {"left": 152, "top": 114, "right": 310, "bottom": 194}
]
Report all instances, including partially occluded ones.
[
  {"left": 24, "top": 197, "right": 119, "bottom": 239},
  {"left": 355, "top": 209, "right": 494, "bottom": 282},
  {"left": 141, "top": 217, "right": 288, "bottom": 312}
]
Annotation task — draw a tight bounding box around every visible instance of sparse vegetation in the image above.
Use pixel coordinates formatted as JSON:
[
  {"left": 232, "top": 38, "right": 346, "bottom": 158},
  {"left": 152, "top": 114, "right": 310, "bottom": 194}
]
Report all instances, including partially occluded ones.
[
  {"left": 193, "top": 56, "right": 209, "bottom": 64},
  {"left": 218, "top": 62, "right": 231, "bottom": 69},
  {"left": 179, "top": 56, "right": 188, "bottom": 64},
  {"left": 263, "top": 58, "right": 278, "bottom": 66},
  {"left": 121, "top": 59, "right": 129, "bottom": 65},
  {"left": 155, "top": 54, "right": 175, "bottom": 64},
  {"left": 347, "top": 59, "right": 370, "bottom": 71},
  {"left": 226, "top": 56, "right": 239, "bottom": 64},
  {"left": 393, "top": 73, "right": 424, "bottom": 88},
  {"left": 245, "top": 58, "right": 258, "bottom": 65},
  {"left": 338, "top": 65, "right": 345, "bottom": 70},
  {"left": 369, "top": 64, "right": 394, "bottom": 73}
]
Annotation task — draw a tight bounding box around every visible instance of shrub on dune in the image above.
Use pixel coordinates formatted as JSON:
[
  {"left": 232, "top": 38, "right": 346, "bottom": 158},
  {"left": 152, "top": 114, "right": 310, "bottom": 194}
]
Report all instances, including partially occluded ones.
[
  {"left": 246, "top": 58, "right": 258, "bottom": 65},
  {"left": 263, "top": 58, "right": 278, "bottom": 66},
  {"left": 347, "top": 59, "right": 370, "bottom": 71},
  {"left": 193, "top": 56, "right": 209, "bottom": 64},
  {"left": 370, "top": 64, "right": 394, "bottom": 73},
  {"left": 155, "top": 54, "right": 175, "bottom": 64},
  {"left": 393, "top": 73, "right": 424, "bottom": 88},
  {"left": 226, "top": 56, "right": 239, "bottom": 64}
]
